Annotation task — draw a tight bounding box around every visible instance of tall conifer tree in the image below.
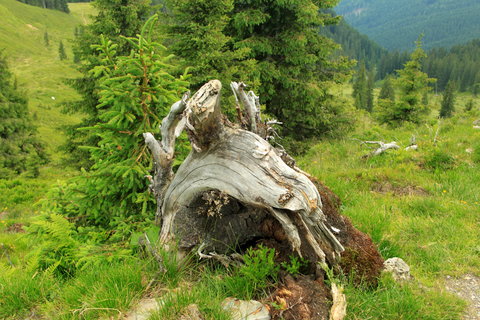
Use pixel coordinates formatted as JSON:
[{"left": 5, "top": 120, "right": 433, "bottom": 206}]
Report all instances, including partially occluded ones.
[
  {"left": 366, "top": 68, "right": 375, "bottom": 112},
  {"left": 165, "top": 0, "right": 257, "bottom": 93},
  {"left": 353, "top": 62, "right": 368, "bottom": 110},
  {"left": 229, "top": 0, "right": 354, "bottom": 138},
  {"left": 165, "top": 0, "right": 354, "bottom": 139},
  {"left": 58, "top": 41, "right": 67, "bottom": 60}
]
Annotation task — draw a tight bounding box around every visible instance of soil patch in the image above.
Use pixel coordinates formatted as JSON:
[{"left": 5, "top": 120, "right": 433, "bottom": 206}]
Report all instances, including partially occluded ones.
[
  {"left": 6, "top": 223, "right": 25, "bottom": 233},
  {"left": 445, "top": 274, "right": 480, "bottom": 320},
  {"left": 371, "top": 181, "right": 429, "bottom": 196},
  {"left": 265, "top": 274, "right": 331, "bottom": 320},
  {"left": 0, "top": 211, "right": 8, "bottom": 220}
]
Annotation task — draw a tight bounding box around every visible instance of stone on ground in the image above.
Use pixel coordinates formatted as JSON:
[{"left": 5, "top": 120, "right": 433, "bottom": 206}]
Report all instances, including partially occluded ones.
[
  {"left": 222, "top": 297, "right": 270, "bottom": 320},
  {"left": 383, "top": 257, "right": 412, "bottom": 282}
]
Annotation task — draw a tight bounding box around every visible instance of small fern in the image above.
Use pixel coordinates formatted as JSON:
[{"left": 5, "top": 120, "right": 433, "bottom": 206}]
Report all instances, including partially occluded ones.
[
  {"left": 26, "top": 213, "right": 81, "bottom": 278},
  {"left": 25, "top": 213, "right": 136, "bottom": 278}
]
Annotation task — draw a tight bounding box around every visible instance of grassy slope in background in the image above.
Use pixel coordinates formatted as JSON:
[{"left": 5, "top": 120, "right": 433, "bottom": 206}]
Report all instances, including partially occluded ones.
[{"left": 0, "top": 0, "right": 94, "bottom": 162}]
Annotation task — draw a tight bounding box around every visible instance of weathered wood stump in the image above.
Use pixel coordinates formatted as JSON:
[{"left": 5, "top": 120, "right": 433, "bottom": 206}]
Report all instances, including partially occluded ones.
[{"left": 145, "top": 80, "right": 383, "bottom": 279}]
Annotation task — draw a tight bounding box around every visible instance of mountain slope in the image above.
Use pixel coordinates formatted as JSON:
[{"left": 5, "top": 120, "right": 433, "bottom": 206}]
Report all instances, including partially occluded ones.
[
  {"left": 0, "top": 0, "right": 93, "bottom": 158},
  {"left": 335, "top": 0, "right": 480, "bottom": 51},
  {"left": 321, "top": 15, "right": 387, "bottom": 68}
]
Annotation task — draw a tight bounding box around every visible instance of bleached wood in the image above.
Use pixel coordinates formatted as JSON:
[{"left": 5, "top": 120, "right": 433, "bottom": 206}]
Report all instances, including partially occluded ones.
[
  {"left": 329, "top": 283, "right": 347, "bottom": 320},
  {"left": 231, "top": 81, "right": 260, "bottom": 133},
  {"left": 148, "top": 80, "right": 344, "bottom": 263},
  {"left": 143, "top": 92, "right": 190, "bottom": 223},
  {"left": 405, "top": 135, "right": 418, "bottom": 151},
  {"left": 362, "top": 141, "right": 400, "bottom": 157}
]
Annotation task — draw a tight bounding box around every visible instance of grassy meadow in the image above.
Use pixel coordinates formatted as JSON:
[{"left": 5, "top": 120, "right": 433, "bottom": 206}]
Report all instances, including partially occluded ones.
[{"left": 1, "top": 0, "right": 480, "bottom": 318}]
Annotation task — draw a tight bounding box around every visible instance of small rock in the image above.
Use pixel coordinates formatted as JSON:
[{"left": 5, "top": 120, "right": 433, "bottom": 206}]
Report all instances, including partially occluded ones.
[
  {"left": 222, "top": 298, "right": 270, "bottom": 320},
  {"left": 466, "top": 148, "right": 473, "bottom": 154},
  {"left": 124, "top": 298, "right": 161, "bottom": 320},
  {"left": 383, "top": 257, "right": 412, "bottom": 282},
  {"left": 179, "top": 304, "right": 204, "bottom": 320}
]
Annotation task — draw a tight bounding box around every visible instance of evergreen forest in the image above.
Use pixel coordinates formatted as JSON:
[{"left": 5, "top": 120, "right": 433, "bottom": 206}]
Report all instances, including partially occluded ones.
[{"left": 0, "top": 0, "right": 479, "bottom": 319}]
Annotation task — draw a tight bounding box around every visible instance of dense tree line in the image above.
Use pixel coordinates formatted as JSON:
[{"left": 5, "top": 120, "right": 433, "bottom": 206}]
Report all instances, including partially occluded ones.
[
  {"left": 424, "top": 39, "right": 480, "bottom": 92},
  {"left": 375, "top": 39, "right": 480, "bottom": 93},
  {"left": 17, "top": 0, "right": 69, "bottom": 13}
]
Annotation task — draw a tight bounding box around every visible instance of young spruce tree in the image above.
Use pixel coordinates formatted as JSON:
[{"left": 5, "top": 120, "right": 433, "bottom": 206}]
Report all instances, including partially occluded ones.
[
  {"left": 378, "top": 37, "right": 436, "bottom": 125},
  {"left": 58, "top": 41, "right": 67, "bottom": 60},
  {"left": 379, "top": 75, "right": 395, "bottom": 102},
  {"left": 49, "top": 17, "right": 188, "bottom": 237},
  {"left": 64, "top": 0, "right": 151, "bottom": 169},
  {"left": 44, "top": 31, "right": 49, "bottom": 47},
  {"left": 0, "top": 53, "right": 47, "bottom": 178},
  {"left": 353, "top": 62, "right": 368, "bottom": 110},
  {"left": 440, "top": 80, "right": 456, "bottom": 118}
]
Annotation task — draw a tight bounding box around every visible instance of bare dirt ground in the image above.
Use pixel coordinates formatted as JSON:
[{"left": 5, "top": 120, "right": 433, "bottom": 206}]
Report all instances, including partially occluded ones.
[{"left": 445, "top": 274, "right": 480, "bottom": 320}]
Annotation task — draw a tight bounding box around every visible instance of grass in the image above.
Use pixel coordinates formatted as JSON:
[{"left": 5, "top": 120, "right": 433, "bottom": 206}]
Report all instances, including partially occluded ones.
[
  {"left": 149, "top": 246, "right": 278, "bottom": 320},
  {"left": 296, "top": 92, "right": 480, "bottom": 318},
  {"left": 41, "top": 261, "right": 147, "bottom": 319},
  {"left": 1, "top": 91, "right": 479, "bottom": 319},
  {"left": 344, "top": 274, "right": 465, "bottom": 320},
  {"left": 0, "top": 259, "right": 153, "bottom": 320},
  {"left": 149, "top": 284, "right": 232, "bottom": 320}
]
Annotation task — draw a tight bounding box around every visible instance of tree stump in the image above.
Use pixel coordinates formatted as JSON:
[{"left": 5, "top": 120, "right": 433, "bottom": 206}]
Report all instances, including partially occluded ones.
[{"left": 145, "top": 80, "right": 383, "bottom": 277}]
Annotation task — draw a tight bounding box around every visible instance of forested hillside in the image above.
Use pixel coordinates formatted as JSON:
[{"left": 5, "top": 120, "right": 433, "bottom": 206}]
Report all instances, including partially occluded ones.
[
  {"left": 425, "top": 39, "right": 480, "bottom": 92},
  {"left": 375, "top": 39, "right": 480, "bottom": 93},
  {"left": 322, "top": 14, "right": 387, "bottom": 69},
  {"left": 335, "top": 0, "right": 480, "bottom": 50}
]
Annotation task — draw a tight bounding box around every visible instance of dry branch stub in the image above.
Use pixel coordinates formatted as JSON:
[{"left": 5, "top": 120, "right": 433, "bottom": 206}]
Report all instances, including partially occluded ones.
[
  {"left": 361, "top": 140, "right": 400, "bottom": 158},
  {"left": 144, "top": 79, "right": 383, "bottom": 284}
]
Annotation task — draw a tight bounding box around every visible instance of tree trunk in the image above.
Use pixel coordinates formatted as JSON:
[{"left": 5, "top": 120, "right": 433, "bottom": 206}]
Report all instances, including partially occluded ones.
[{"left": 145, "top": 80, "right": 381, "bottom": 272}]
